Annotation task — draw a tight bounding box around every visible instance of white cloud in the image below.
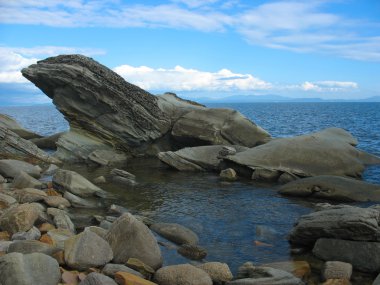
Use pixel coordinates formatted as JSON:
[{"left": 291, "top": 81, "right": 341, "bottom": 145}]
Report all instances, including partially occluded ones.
[
  {"left": 113, "top": 64, "right": 272, "bottom": 91},
  {"left": 300, "top": 81, "right": 358, "bottom": 92},
  {"left": 0, "top": 46, "right": 106, "bottom": 84}
]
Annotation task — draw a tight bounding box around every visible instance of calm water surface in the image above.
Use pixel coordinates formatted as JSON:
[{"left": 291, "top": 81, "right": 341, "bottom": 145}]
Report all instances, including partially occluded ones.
[{"left": 1, "top": 102, "right": 379, "bottom": 279}]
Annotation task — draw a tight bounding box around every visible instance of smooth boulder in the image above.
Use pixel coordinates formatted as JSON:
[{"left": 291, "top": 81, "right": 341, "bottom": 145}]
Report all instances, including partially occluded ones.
[
  {"left": 64, "top": 230, "right": 113, "bottom": 270},
  {"left": 0, "top": 252, "right": 60, "bottom": 285},
  {"left": 225, "top": 128, "right": 380, "bottom": 181},
  {"left": 154, "top": 264, "right": 212, "bottom": 285},
  {"left": 151, "top": 222, "right": 199, "bottom": 245},
  {"left": 105, "top": 213, "right": 163, "bottom": 270},
  {"left": 279, "top": 175, "right": 380, "bottom": 202},
  {"left": 289, "top": 205, "right": 380, "bottom": 246}
]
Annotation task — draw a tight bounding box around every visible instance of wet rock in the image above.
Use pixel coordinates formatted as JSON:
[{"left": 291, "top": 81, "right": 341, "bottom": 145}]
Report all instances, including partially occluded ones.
[
  {"left": 111, "top": 168, "right": 136, "bottom": 186},
  {"left": 43, "top": 164, "right": 59, "bottom": 176},
  {"left": 31, "top": 132, "right": 64, "bottom": 150},
  {"left": 225, "top": 128, "right": 380, "bottom": 180},
  {"left": 0, "top": 193, "right": 17, "bottom": 209},
  {"left": 255, "top": 225, "right": 278, "bottom": 241},
  {"left": 43, "top": 195, "right": 71, "bottom": 208},
  {"left": 53, "top": 169, "right": 106, "bottom": 197},
  {"left": 100, "top": 220, "right": 113, "bottom": 230},
  {"left": 105, "top": 213, "right": 162, "bottom": 270},
  {"left": 79, "top": 272, "right": 117, "bottom": 285},
  {"left": 7, "top": 240, "right": 58, "bottom": 255},
  {"left": 0, "top": 159, "right": 41, "bottom": 179},
  {"left": 0, "top": 252, "right": 60, "bottom": 285},
  {"left": 22, "top": 54, "right": 172, "bottom": 161},
  {"left": 252, "top": 168, "right": 281, "bottom": 182},
  {"left": 159, "top": 145, "right": 248, "bottom": 171},
  {"left": 279, "top": 175, "right": 380, "bottom": 202},
  {"left": 154, "top": 264, "right": 212, "bottom": 285},
  {"left": 64, "top": 191, "right": 98, "bottom": 208},
  {"left": 151, "top": 222, "right": 198, "bottom": 245},
  {"left": 177, "top": 244, "right": 207, "bottom": 260},
  {"left": 313, "top": 238, "right": 380, "bottom": 273},
  {"left": 220, "top": 168, "right": 237, "bottom": 181},
  {"left": 13, "top": 188, "right": 47, "bottom": 203},
  {"left": 322, "top": 261, "right": 352, "bottom": 281},
  {"left": 228, "top": 266, "right": 304, "bottom": 285},
  {"left": 12, "top": 226, "right": 41, "bottom": 241},
  {"left": 0, "top": 126, "right": 57, "bottom": 164},
  {"left": 65, "top": 230, "right": 113, "bottom": 270},
  {"left": 289, "top": 205, "right": 380, "bottom": 246},
  {"left": 115, "top": 272, "right": 157, "bottom": 285},
  {"left": 102, "top": 263, "right": 144, "bottom": 278},
  {"left": 47, "top": 208, "right": 76, "bottom": 233},
  {"left": 0, "top": 203, "right": 40, "bottom": 235},
  {"left": 197, "top": 262, "right": 233, "bottom": 283},
  {"left": 0, "top": 113, "right": 42, "bottom": 139},
  {"left": 12, "top": 171, "right": 43, "bottom": 189},
  {"left": 262, "top": 261, "right": 311, "bottom": 279},
  {"left": 171, "top": 108, "right": 270, "bottom": 147},
  {"left": 109, "top": 204, "right": 129, "bottom": 216},
  {"left": 126, "top": 257, "right": 155, "bottom": 277}
]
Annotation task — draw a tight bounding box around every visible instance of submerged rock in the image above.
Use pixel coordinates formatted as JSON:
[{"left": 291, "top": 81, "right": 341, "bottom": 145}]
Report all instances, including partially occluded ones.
[
  {"left": 279, "top": 175, "right": 380, "bottom": 202},
  {"left": 289, "top": 205, "right": 380, "bottom": 246},
  {"left": 151, "top": 222, "right": 199, "bottom": 245},
  {"left": 177, "top": 244, "right": 207, "bottom": 260},
  {"left": 110, "top": 168, "right": 136, "bottom": 186},
  {"left": 225, "top": 128, "right": 380, "bottom": 181}
]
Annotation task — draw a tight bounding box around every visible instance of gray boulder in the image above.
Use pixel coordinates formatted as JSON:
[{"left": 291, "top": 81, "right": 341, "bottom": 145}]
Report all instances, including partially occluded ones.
[
  {"left": 79, "top": 272, "right": 117, "bottom": 285},
  {"left": 47, "top": 208, "right": 76, "bottom": 233},
  {"left": 227, "top": 265, "right": 303, "bottom": 285},
  {"left": 64, "top": 230, "right": 113, "bottom": 270},
  {"left": 151, "top": 222, "right": 199, "bottom": 245},
  {"left": 0, "top": 159, "right": 41, "bottom": 179},
  {"left": 102, "top": 263, "right": 144, "bottom": 278},
  {"left": 158, "top": 145, "right": 248, "bottom": 171},
  {"left": 12, "top": 171, "right": 43, "bottom": 189},
  {"left": 105, "top": 213, "right": 163, "bottom": 270},
  {"left": 225, "top": 128, "right": 380, "bottom": 181},
  {"left": 171, "top": 108, "right": 270, "bottom": 147},
  {"left": 0, "top": 114, "right": 42, "bottom": 139},
  {"left": 46, "top": 228, "right": 74, "bottom": 250},
  {"left": 12, "top": 226, "right": 41, "bottom": 241},
  {"left": 7, "top": 240, "right": 57, "bottom": 255},
  {"left": 197, "top": 262, "right": 233, "bottom": 283},
  {"left": 53, "top": 169, "right": 105, "bottom": 197},
  {"left": 313, "top": 238, "right": 380, "bottom": 273},
  {"left": 22, "top": 54, "right": 172, "bottom": 161},
  {"left": 289, "top": 205, "right": 380, "bottom": 246},
  {"left": 0, "top": 126, "right": 58, "bottom": 164},
  {"left": 0, "top": 252, "right": 60, "bottom": 285},
  {"left": 154, "top": 264, "right": 213, "bottom": 285},
  {"left": 279, "top": 175, "right": 380, "bottom": 202},
  {"left": 0, "top": 203, "right": 40, "bottom": 235}
]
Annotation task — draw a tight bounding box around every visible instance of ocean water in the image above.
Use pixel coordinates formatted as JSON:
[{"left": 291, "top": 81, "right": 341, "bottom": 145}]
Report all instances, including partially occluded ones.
[{"left": 1, "top": 102, "right": 379, "bottom": 280}]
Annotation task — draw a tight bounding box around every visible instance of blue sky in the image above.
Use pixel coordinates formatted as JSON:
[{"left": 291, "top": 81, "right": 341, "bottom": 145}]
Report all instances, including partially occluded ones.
[{"left": 0, "top": 0, "right": 380, "bottom": 105}]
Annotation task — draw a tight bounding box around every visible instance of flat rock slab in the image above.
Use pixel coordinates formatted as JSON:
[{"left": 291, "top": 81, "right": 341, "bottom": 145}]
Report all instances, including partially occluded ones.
[
  {"left": 0, "top": 252, "right": 60, "bottom": 285},
  {"left": 279, "top": 175, "right": 380, "bottom": 202},
  {"left": 288, "top": 205, "right": 380, "bottom": 246},
  {"left": 313, "top": 238, "right": 380, "bottom": 273},
  {"left": 0, "top": 159, "right": 41, "bottom": 179},
  {"left": 225, "top": 128, "right": 380, "bottom": 181}
]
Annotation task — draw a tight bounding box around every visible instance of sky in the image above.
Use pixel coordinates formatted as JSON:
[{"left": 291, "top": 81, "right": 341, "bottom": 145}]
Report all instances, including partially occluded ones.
[{"left": 0, "top": 0, "right": 380, "bottom": 105}]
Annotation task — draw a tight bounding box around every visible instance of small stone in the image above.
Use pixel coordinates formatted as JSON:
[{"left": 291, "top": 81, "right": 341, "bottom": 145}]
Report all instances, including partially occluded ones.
[
  {"left": 52, "top": 250, "right": 65, "bottom": 265},
  {"left": 323, "top": 261, "right": 352, "bottom": 281},
  {"left": 7, "top": 240, "right": 58, "bottom": 255},
  {"left": 220, "top": 168, "right": 237, "bottom": 181},
  {"left": 46, "top": 189, "right": 61, "bottom": 196},
  {"left": 38, "top": 222, "right": 56, "bottom": 233},
  {"left": 13, "top": 188, "right": 47, "bottom": 203},
  {"left": 115, "top": 272, "right": 157, "bottom": 285},
  {"left": 44, "top": 164, "right": 59, "bottom": 176},
  {"left": 64, "top": 191, "right": 98, "bottom": 208},
  {"left": 0, "top": 193, "right": 17, "bottom": 209},
  {"left": 43, "top": 196, "right": 71, "bottom": 208},
  {"left": 12, "top": 171, "right": 43, "bottom": 189},
  {"left": 93, "top": 176, "right": 106, "bottom": 184},
  {"left": 102, "top": 263, "right": 144, "bottom": 278},
  {"left": 127, "top": 258, "right": 155, "bottom": 277},
  {"left": 263, "top": 261, "right": 311, "bottom": 279},
  {"left": 62, "top": 270, "right": 79, "bottom": 284},
  {"left": 109, "top": 204, "right": 129, "bottom": 216},
  {"left": 47, "top": 207, "right": 76, "bottom": 233},
  {"left": 197, "top": 262, "right": 233, "bottom": 283},
  {"left": 177, "top": 244, "right": 207, "bottom": 260},
  {"left": 46, "top": 228, "right": 75, "bottom": 249},
  {"left": 0, "top": 231, "right": 10, "bottom": 241}
]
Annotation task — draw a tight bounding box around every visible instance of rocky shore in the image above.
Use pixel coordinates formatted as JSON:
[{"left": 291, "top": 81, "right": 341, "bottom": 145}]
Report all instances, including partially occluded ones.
[{"left": 0, "top": 54, "right": 380, "bottom": 284}]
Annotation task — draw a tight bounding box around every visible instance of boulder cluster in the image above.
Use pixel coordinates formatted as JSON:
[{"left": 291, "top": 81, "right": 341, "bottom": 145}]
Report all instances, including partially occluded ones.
[{"left": 0, "top": 54, "right": 379, "bottom": 284}]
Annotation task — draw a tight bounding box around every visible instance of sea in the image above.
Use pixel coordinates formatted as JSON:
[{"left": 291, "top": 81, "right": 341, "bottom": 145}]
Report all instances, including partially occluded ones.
[{"left": 1, "top": 102, "right": 380, "bottom": 281}]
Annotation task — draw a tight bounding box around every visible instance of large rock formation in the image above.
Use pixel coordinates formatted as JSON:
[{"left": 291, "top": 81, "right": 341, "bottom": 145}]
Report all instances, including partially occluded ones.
[
  {"left": 225, "top": 128, "right": 380, "bottom": 181},
  {"left": 22, "top": 55, "right": 270, "bottom": 161},
  {"left": 279, "top": 175, "right": 380, "bottom": 202},
  {"left": 0, "top": 114, "right": 41, "bottom": 140}
]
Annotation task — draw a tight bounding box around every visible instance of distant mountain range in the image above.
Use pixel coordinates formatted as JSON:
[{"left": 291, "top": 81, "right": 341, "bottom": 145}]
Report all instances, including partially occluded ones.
[{"left": 190, "top": 94, "right": 380, "bottom": 103}]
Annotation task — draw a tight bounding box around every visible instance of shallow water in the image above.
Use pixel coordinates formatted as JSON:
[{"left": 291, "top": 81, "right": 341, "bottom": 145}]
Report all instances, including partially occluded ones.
[{"left": 1, "top": 102, "right": 379, "bottom": 282}]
